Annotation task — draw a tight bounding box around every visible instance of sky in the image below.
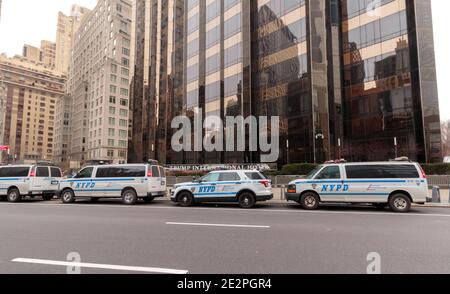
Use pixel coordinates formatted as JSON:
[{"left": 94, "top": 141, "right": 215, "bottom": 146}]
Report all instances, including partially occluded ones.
[{"left": 0, "top": 0, "right": 449, "bottom": 120}]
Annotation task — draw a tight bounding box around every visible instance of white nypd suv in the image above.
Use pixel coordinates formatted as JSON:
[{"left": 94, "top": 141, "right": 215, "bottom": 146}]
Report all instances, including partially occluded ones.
[
  {"left": 170, "top": 170, "right": 273, "bottom": 208},
  {"left": 286, "top": 161, "right": 428, "bottom": 213}
]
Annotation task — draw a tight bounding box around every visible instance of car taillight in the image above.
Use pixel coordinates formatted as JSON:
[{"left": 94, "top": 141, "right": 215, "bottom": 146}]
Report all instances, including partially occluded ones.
[
  {"left": 419, "top": 166, "right": 427, "bottom": 179},
  {"left": 260, "top": 180, "right": 270, "bottom": 187},
  {"left": 147, "top": 170, "right": 152, "bottom": 177},
  {"left": 29, "top": 170, "right": 36, "bottom": 177}
]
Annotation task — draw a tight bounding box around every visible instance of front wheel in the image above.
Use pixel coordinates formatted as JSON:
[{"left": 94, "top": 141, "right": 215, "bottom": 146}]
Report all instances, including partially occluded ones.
[
  {"left": 389, "top": 194, "right": 411, "bottom": 213},
  {"left": 238, "top": 193, "right": 256, "bottom": 209},
  {"left": 61, "top": 189, "right": 75, "bottom": 204},
  {"left": 177, "top": 192, "right": 194, "bottom": 207},
  {"left": 300, "top": 192, "right": 320, "bottom": 210},
  {"left": 122, "top": 189, "right": 137, "bottom": 205},
  {"left": 7, "top": 188, "right": 21, "bottom": 203}
]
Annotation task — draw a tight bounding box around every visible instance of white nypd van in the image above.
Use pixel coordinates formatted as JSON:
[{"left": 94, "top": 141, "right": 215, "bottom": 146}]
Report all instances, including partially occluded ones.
[
  {"left": 58, "top": 163, "right": 166, "bottom": 205},
  {"left": 0, "top": 164, "right": 62, "bottom": 202},
  {"left": 170, "top": 170, "right": 273, "bottom": 208},
  {"left": 286, "top": 160, "right": 428, "bottom": 213}
]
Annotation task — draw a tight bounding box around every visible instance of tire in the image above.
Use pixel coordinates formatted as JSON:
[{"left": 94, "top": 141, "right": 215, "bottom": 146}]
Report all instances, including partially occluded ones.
[
  {"left": 143, "top": 196, "right": 155, "bottom": 203},
  {"left": 7, "top": 188, "right": 21, "bottom": 203},
  {"left": 42, "top": 194, "right": 54, "bottom": 201},
  {"left": 177, "top": 191, "right": 194, "bottom": 207},
  {"left": 238, "top": 192, "right": 256, "bottom": 209},
  {"left": 373, "top": 203, "right": 388, "bottom": 210},
  {"left": 389, "top": 193, "right": 411, "bottom": 213},
  {"left": 61, "top": 189, "right": 75, "bottom": 204},
  {"left": 300, "top": 192, "right": 320, "bottom": 210},
  {"left": 122, "top": 189, "right": 137, "bottom": 205}
]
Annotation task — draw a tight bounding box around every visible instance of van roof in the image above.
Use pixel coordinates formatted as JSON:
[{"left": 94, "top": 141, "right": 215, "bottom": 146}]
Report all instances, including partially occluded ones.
[
  {"left": 89, "top": 164, "right": 162, "bottom": 168},
  {"left": 323, "top": 161, "right": 418, "bottom": 166}
]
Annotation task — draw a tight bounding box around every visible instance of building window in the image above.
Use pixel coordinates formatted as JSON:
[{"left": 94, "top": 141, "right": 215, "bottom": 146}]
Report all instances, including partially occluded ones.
[
  {"left": 119, "top": 109, "right": 128, "bottom": 117},
  {"left": 119, "top": 119, "right": 127, "bottom": 127}
]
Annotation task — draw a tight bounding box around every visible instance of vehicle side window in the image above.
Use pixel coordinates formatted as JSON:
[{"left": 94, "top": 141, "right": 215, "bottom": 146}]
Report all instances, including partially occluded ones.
[
  {"left": 315, "top": 166, "right": 341, "bottom": 179},
  {"left": 245, "top": 172, "right": 266, "bottom": 180},
  {"left": 381, "top": 165, "right": 419, "bottom": 178},
  {"left": 0, "top": 167, "right": 30, "bottom": 177},
  {"left": 96, "top": 166, "right": 146, "bottom": 178},
  {"left": 50, "top": 168, "right": 62, "bottom": 177},
  {"left": 159, "top": 166, "right": 166, "bottom": 177},
  {"left": 201, "top": 173, "right": 220, "bottom": 182},
  {"left": 36, "top": 167, "right": 50, "bottom": 177},
  {"left": 345, "top": 165, "right": 384, "bottom": 179},
  {"left": 74, "top": 167, "right": 94, "bottom": 179},
  {"left": 219, "top": 172, "right": 241, "bottom": 181},
  {"left": 151, "top": 166, "right": 160, "bottom": 177}
]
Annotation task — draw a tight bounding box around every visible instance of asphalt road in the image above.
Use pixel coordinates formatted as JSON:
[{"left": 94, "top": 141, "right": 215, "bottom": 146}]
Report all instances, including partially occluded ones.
[{"left": 1, "top": 199, "right": 450, "bottom": 274}]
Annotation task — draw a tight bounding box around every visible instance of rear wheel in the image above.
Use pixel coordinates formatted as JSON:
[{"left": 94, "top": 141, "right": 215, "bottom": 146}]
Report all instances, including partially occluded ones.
[
  {"left": 177, "top": 192, "right": 194, "bottom": 207},
  {"left": 61, "top": 189, "right": 75, "bottom": 204},
  {"left": 300, "top": 192, "right": 320, "bottom": 210},
  {"left": 122, "top": 189, "right": 137, "bottom": 205},
  {"left": 42, "top": 194, "right": 54, "bottom": 201},
  {"left": 7, "top": 188, "right": 21, "bottom": 203},
  {"left": 389, "top": 193, "right": 411, "bottom": 213},
  {"left": 143, "top": 196, "right": 155, "bottom": 203},
  {"left": 238, "top": 192, "right": 256, "bottom": 209}
]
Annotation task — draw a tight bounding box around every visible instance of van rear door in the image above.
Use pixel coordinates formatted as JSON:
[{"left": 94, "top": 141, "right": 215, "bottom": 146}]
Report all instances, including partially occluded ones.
[
  {"left": 31, "top": 166, "right": 52, "bottom": 193},
  {"left": 148, "top": 165, "right": 163, "bottom": 193}
]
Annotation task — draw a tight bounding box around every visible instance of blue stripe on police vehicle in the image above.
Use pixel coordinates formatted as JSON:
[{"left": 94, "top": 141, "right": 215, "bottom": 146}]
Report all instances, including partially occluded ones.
[
  {"left": 171, "top": 170, "right": 274, "bottom": 209},
  {"left": 286, "top": 161, "right": 429, "bottom": 213}
]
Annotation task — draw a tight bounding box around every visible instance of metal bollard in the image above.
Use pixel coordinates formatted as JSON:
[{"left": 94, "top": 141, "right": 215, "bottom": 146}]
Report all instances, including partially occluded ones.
[{"left": 432, "top": 186, "right": 441, "bottom": 203}]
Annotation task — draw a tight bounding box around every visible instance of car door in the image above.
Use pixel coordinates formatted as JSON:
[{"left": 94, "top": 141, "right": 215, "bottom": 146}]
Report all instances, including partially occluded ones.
[
  {"left": 195, "top": 172, "right": 220, "bottom": 201},
  {"left": 158, "top": 166, "right": 166, "bottom": 192},
  {"left": 49, "top": 167, "right": 62, "bottom": 190},
  {"left": 313, "top": 165, "right": 345, "bottom": 202},
  {"left": 216, "top": 172, "right": 241, "bottom": 200},
  {"left": 72, "top": 167, "right": 95, "bottom": 197},
  {"left": 148, "top": 165, "right": 161, "bottom": 193},
  {"left": 343, "top": 165, "right": 388, "bottom": 203},
  {"left": 32, "top": 166, "right": 51, "bottom": 192}
]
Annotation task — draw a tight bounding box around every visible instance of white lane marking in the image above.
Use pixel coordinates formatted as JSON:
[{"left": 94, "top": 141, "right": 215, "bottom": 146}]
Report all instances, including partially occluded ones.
[
  {"left": 1, "top": 202, "right": 450, "bottom": 218},
  {"left": 166, "top": 222, "right": 270, "bottom": 228},
  {"left": 11, "top": 258, "right": 188, "bottom": 274}
]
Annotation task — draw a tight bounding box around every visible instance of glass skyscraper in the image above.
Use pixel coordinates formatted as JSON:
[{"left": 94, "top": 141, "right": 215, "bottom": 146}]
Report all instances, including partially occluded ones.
[{"left": 129, "top": 0, "right": 442, "bottom": 165}]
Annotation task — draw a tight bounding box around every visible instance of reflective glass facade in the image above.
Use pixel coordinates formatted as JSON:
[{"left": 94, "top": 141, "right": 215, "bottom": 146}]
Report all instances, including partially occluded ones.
[{"left": 130, "top": 0, "right": 442, "bottom": 165}]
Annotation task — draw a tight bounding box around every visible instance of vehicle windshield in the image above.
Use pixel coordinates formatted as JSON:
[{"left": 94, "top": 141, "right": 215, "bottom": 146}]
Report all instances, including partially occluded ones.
[{"left": 305, "top": 165, "right": 323, "bottom": 179}]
